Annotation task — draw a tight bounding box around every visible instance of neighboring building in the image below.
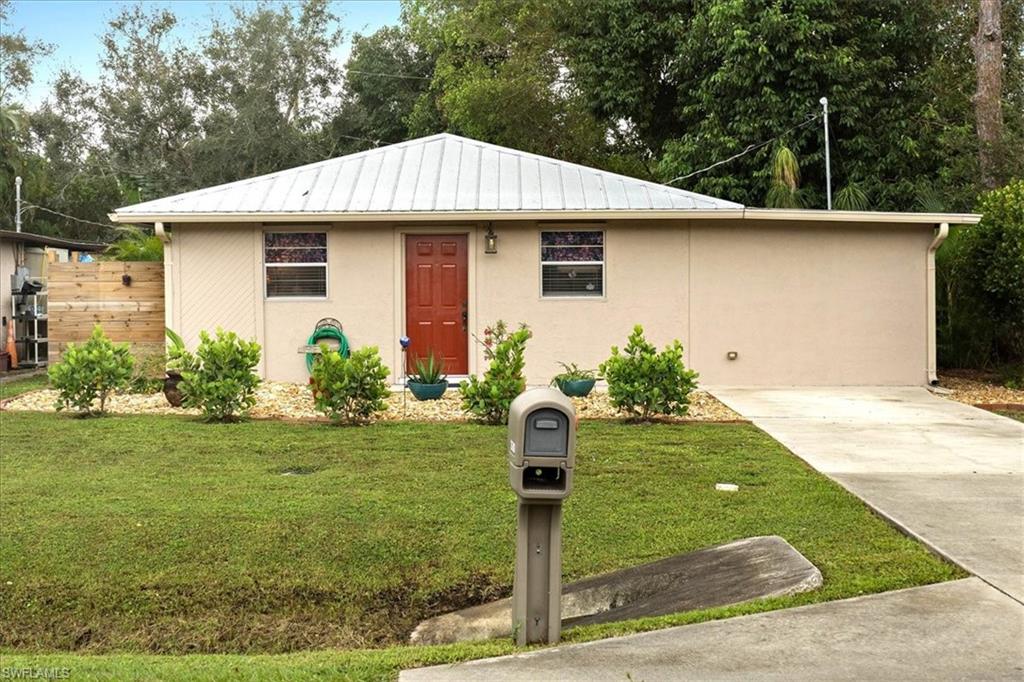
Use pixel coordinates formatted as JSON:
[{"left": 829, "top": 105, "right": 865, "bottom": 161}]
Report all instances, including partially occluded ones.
[
  {"left": 0, "top": 230, "right": 106, "bottom": 369},
  {"left": 109, "top": 134, "right": 979, "bottom": 386}
]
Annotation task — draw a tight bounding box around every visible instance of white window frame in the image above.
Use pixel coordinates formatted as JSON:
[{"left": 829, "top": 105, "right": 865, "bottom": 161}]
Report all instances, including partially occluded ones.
[
  {"left": 263, "top": 229, "right": 329, "bottom": 300},
  {"left": 539, "top": 227, "right": 606, "bottom": 299}
]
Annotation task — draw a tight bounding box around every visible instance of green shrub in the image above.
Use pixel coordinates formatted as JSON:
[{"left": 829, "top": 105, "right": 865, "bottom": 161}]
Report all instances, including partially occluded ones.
[
  {"left": 599, "top": 324, "right": 699, "bottom": 422},
  {"left": 310, "top": 346, "right": 390, "bottom": 424},
  {"left": 460, "top": 320, "right": 531, "bottom": 425},
  {"left": 105, "top": 229, "right": 163, "bottom": 261},
  {"left": 940, "top": 180, "right": 1024, "bottom": 368},
  {"left": 128, "top": 349, "right": 166, "bottom": 394},
  {"left": 48, "top": 325, "right": 134, "bottom": 416},
  {"left": 180, "top": 329, "right": 262, "bottom": 422},
  {"left": 164, "top": 328, "right": 199, "bottom": 375}
]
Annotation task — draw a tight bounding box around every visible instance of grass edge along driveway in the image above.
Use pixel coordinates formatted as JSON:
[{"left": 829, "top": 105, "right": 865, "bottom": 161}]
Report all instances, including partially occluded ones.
[{"left": 0, "top": 413, "right": 963, "bottom": 681}]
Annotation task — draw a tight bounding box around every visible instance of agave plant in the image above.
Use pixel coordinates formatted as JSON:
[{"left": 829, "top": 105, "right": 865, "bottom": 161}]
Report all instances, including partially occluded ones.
[{"left": 408, "top": 351, "right": 447, "bottom": 385}]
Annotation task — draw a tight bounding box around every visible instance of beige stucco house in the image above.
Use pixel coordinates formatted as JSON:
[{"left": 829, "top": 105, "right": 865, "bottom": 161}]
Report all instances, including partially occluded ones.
[{"left": 109, "top": 133, "right": 979, "bottom": 386}]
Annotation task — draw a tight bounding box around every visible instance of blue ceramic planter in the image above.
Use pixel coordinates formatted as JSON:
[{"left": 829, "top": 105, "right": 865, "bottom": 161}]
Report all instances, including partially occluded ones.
[
  {"left": 556, "top": 378, "right": 596, "bottom": 397},
  {"left": 408, "top": 380, "right": 448, "bottom": 400}
]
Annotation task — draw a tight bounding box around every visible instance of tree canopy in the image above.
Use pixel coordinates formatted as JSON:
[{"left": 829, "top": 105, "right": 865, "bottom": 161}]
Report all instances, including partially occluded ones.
[{"left": 1, "top": 0, "right": 1021, "bottom": 226}]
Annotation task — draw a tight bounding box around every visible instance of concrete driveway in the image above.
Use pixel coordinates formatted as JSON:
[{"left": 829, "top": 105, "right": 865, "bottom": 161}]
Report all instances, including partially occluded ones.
[{"left": 710, "top": 386, "right": 1024, "bottom": 602}]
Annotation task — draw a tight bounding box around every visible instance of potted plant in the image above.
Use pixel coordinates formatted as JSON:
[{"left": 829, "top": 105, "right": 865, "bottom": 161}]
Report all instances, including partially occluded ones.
[
  {"left": 551, "top": 362, "right": 598, "bottom": 397},
  {"left": 163, "top": 328, "right": 197, "bottom": 407},
  {"left": 407, "top": 352, "right": 448, "bottom": 400}
]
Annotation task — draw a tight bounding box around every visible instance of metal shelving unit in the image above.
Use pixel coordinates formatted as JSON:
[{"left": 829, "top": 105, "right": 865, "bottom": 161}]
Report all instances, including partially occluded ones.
[{"left": 11, "top": 289, "right": 48, "bottom": 368}]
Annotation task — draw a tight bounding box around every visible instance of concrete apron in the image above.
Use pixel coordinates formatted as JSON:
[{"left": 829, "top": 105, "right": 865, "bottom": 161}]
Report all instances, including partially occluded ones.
[
  {"left": 401, "top": 578, "right": 1024, "bottom": 681},
  {"left": 709, "top": 386, "right": 1024, "bottom": 603}
]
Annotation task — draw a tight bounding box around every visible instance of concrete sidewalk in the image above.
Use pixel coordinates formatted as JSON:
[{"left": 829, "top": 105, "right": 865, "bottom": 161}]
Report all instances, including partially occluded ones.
[
  {"left": 402, "top": 578, "right": 1024, "bottom": 681},
  {"left": 710, "top": 386, "right": 1024, "bottom": 602}
]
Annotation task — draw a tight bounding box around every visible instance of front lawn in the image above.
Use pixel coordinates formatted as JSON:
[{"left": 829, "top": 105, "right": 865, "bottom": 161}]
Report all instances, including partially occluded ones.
[{"left": 0, "top": 412, "right": 961, "bottom": 679}]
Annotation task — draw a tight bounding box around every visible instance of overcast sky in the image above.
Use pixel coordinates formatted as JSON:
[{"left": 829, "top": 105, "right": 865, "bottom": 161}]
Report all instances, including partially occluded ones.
[{"left": 7, "top": 0, "right": 403, "bottom": 107}]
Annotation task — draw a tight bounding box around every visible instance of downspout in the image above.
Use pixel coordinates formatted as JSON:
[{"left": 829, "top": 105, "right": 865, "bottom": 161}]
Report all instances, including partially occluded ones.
[
  {"left": 155, "top": 222, "right": 173, "bottom": 339},
  {"left": 926, "top": 222, "right": 949, "bottom": 386}
]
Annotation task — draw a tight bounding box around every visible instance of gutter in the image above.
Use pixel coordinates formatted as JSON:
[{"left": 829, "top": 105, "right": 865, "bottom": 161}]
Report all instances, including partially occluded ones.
[
  {"left": 926, "top": 223, "right": 949, "bottom": 385},
  {"left": 155, "top": 222, "right": 174, "bottom": 340},
  {"left": 107, "top": 208, "right": 982, "bottom": 225}
]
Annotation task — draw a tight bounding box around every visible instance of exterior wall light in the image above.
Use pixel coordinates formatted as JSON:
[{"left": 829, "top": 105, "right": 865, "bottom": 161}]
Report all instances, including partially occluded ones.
[{"left": 484, "top": 224, "right": 498, "bottom": 254}]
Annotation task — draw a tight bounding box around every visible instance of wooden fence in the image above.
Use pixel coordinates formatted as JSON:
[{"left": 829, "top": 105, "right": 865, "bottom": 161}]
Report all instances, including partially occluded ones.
[{"left": 48, "top": 261, "right": 164, "bottom": 363}]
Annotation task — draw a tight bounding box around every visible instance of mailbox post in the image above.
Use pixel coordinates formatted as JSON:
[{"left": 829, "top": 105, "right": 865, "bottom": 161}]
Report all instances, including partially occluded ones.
[{"left": 507, "top": 388, "right": 576, "bottom": 645}]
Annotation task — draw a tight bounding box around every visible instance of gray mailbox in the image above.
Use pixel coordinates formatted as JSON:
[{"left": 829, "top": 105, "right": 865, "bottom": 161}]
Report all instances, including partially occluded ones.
[
  {"left": 508, "top": 389, "right": 576, "bottom": 501},
  {"left": 507, "top": 388, "right": 576, "bottom": 646}
]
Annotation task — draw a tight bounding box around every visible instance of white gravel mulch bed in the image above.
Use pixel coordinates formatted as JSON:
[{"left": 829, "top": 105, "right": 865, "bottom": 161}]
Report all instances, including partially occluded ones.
[
  {"left": 2, "top": 382, "right": 742, "bottom": 423},
  {"left": 937, "top": 371, "right": 1024, "bottom": 407}
]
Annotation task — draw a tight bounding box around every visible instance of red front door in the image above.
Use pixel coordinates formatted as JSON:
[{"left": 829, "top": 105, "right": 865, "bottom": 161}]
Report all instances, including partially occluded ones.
[{"left": 405, "top": 234, "right": 468, "bottom": 374}]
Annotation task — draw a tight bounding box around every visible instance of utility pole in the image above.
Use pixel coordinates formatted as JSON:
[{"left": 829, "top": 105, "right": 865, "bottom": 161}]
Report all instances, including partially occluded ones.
[
  {"left": 15, "top": 176, "right": 23, "bottom": 232},
  {"left": 819, "top": 97, "right": 832, "bottom": 210}
]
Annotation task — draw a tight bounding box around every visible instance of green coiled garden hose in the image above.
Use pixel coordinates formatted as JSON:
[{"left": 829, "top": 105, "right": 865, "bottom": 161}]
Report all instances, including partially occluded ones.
[{"left": 306, "top": 326, "right": 350, "bottom": 373}]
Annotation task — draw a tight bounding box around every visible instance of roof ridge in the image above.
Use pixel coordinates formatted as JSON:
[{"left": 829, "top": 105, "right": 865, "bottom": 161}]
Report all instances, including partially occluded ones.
[
  {"left": 114, "top": 132, "right": 744, "bottom": 215},
  {"left": 429, "top": 134, "right": 737, "bottom": 205}
]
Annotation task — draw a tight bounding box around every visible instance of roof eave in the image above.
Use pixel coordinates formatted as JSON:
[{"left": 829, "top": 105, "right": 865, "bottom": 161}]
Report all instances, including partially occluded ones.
[
  {"left": 0, "top": 229, "right": 108, "bottom": 251},
  {"left": 108, "top": 209, "right": 746, "bottom": 224},
  {"left": 741, "top": 209, "right": 982, "bottom": 225},
  {"left": 109, "top": 208, "right": 981, "bottom": 225}
]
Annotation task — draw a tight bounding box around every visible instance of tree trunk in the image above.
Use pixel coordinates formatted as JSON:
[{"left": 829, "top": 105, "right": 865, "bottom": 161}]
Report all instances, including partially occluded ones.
[{"left": 972, "top": 0, "right": 1004, "bottom": 189}]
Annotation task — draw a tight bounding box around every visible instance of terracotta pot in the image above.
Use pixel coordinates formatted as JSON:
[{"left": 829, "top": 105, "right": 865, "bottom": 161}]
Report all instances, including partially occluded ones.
[{"left": 164, "top": 372, "right": 184, "bottom": 407}]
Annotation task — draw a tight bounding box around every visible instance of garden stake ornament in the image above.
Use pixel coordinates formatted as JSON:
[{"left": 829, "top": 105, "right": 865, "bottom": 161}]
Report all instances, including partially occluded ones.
[{"left": 400, "top": 335, "right": 411, "bottom": 415}]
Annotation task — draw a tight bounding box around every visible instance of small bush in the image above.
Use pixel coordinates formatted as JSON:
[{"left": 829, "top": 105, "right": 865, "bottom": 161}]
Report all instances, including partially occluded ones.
[
  {"left": 180, "top": 329, "right": 262, "bottom": 422},
  {"left": 940, "top": 180, "right": 1024, "bottom": 367},
  {"left": 460, "top": 320, "right": 531, "bottom": 425},
  {"left": 128, "top": 349, "right": 166, "bottom": 394},
  {"left": 164, "top": 328, "right": 199, "bottom": 376},
  {"left": 599, "top": 324, "right": 699, "bottom": 422},
  {"left": 310, "top": 346, "right": 390, "bottom": 425},
  {"left": 48, "top": 325, "right": 134, "bottom": 416}
]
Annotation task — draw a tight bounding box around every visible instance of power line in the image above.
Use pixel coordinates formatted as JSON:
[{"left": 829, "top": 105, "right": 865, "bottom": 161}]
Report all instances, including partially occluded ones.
[
  {"left": 333, "top": 132, "right": 387, "bottom": 147},
  {"left": 667, "top": 114, "right": 821, "bottom": 185},
  {"left": 21, "top": 204, "right": 133, "bottom": 233},
  {"left": 345, "top": 69, "right": 431, "bottom": 80}
]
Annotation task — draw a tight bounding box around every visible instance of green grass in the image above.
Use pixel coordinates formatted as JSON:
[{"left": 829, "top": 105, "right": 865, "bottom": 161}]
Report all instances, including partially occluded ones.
[
  {"left": 0, "top": 373, "right": 48, "bottom": 401},
  {"left": 995, "top": 410, "right": 1024, "bottom": 423},
  {"left": 0, "top": 412, "right": 962, "bottom": 680}
]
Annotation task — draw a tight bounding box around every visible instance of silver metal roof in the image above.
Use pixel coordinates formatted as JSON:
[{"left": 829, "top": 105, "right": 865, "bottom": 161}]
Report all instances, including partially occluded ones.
[{"left": 113, "top": 133, "right": 743, "bottom": 218}]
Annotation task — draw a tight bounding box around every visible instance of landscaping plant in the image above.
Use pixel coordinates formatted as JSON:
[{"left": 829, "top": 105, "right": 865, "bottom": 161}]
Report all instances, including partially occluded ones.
[
  {"left": 460, "top": 320, "right": 531, "bottom": 425},
  {"left": 310, "top": 345, "right": 390, "bottom": 425},
  {"left": 164, "top": 328, "right": 198, "bottom": 375},
  {"left": 48, "top": 324, "right": 134, "bottom": 416},
  {"left": 599, "top": 325, "right": 699, "bottom": 422},
  {"left": 947, "top": 180, "right": 1024, "bottom": 368},
  {"left": 550, "top": 362, "right": 599, "bottom": 397},
  {"left": 127, "top": 348, "right": 167, "bottom": 394},
  {"left": 408, "top": 352, "right": 447, "bottom": 385},
  {"left": 162, "top": 328, "right": 198, "bottom": 407},
  {"left": 179, "top": 329, "right": 262, "bottom": 422}
]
